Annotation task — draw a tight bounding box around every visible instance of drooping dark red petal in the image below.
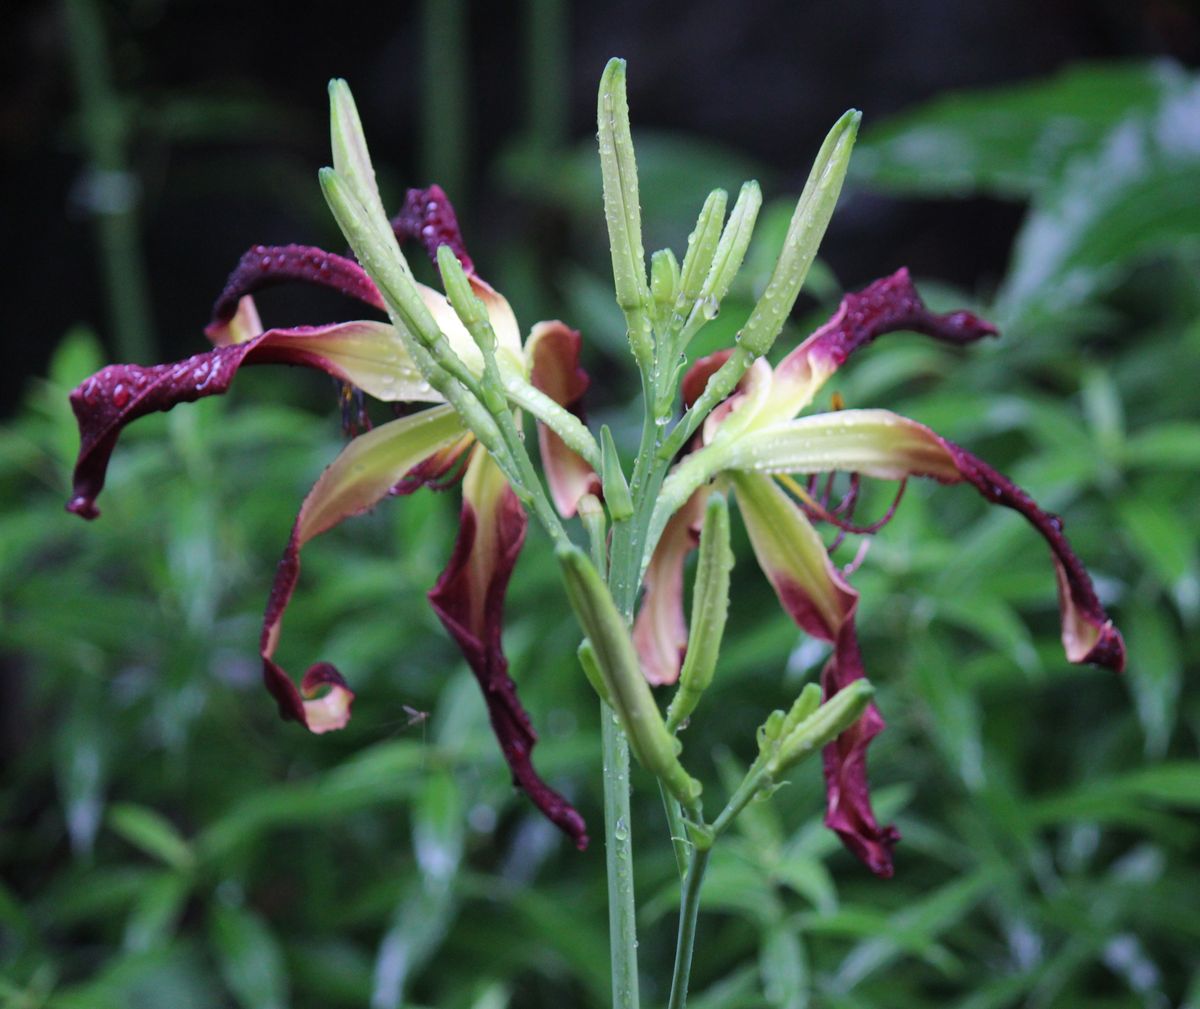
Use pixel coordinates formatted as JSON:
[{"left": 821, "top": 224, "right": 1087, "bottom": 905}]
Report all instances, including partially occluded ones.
[
  {"left": 391, "top": 184, "right": 475, "bottom": 274},
  {"left": 67, "top": 322, "right": 421, "bottom": 519},
  {"left": 940, "top": 441, "right": 1127, "bottom": 671},
  {"left": 729, "top": 410, "right": 1127, "bottom": 673},
  {"left": 821, "top": 624, "right": 901, "bottom": 878},
  {"left": 207, "top": 244, "right": 385, "bottom": 339},
  {"left": 428, "top": 448, "right": 589, "bottom": 850},
  {"left": 731, "top": 472, "right": 897, "bottom": 876}
]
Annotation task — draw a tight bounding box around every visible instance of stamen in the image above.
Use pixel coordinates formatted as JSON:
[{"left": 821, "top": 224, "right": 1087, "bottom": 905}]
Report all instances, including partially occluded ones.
[
  {"left": 337, "top": 381, "right": 371, "bottom": 436},
  {"left": 776, "top": 473, "right": 908, "bottom": 537}
]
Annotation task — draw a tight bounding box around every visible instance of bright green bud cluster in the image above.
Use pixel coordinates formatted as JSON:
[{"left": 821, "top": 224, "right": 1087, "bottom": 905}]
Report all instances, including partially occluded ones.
[{"left": 757, "top": 679, "right": 874, "bottom": 779}]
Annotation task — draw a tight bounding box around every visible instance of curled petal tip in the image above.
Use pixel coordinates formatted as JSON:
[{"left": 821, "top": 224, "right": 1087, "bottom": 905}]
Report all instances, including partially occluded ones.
[
  {"left": 263, "top": 658, "right": 355, "bottom": 734},
  {"left": 300, "top": 663, "right": 356, "bottom": 734},
  {"left": 66, "top": 495, "right": 99, "bottom": 520},
  {"left": 1082, "top": 622, "right": 1127, "bottom": 673}
]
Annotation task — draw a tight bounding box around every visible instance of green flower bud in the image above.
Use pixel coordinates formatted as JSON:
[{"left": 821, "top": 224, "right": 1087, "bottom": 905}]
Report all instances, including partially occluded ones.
[
  {"left": 558, "top": 545, "right": 702, "bottom": 807},
  {"left": 738, "top": 109, "right": 860, "bottom": 358},
  {"left": 678, "top": 188, "right": 727, "bottom": 308},
  {"left": 767, "top": 679, "right": 874, "bottom": 777},
  {"left": 666, "top": 492, "right": 734, "bottom": 731}
]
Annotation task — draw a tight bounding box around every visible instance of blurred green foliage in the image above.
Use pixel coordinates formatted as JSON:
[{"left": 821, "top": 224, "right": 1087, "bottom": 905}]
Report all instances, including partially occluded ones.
[{"left": 3, "top": 60, "right": 1199, "bottom": 1009}]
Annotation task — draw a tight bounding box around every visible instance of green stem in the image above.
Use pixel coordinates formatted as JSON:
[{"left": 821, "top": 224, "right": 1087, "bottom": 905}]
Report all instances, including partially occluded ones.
[
  {"left": 601, "top": 703, "right": 639, "bottom": 1009},
  {"left": 65, "top": 0, "right": 154, "bottom": 363},
  {"left": 421, "top": 0, "right": 468, "bottom": 205},
  {"left": 666, "top": 846, "right": 711, "bottom": 1009},
  {"left": 658, "top": 782, "right": 690, "bottom": 879}
]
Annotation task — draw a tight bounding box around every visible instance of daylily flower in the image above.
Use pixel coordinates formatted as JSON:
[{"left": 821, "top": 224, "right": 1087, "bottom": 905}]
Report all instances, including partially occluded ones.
[
  {"left": 67, "top": 185, "right": 595, "bottom": 849},
  {"left": 635, "top": 268, "right": 1126, "bottom": 876}
]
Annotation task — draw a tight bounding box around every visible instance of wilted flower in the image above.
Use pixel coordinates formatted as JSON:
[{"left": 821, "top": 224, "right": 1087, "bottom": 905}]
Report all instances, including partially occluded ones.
[
  {"left": 636, "top": 268, "right": 1126, "bottom": 876},
  {"left": 67, "top": 185, "right": 594, "bottom": 848}
]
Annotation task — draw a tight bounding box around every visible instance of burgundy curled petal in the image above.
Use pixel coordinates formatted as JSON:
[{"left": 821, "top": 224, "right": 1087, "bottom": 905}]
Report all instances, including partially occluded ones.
[
  {"left": 208, "top": 244, "right": 385, "bottom": 334},
  {"left": 68, "top": 345, "right": 261, "bottom": 519},
  {"left": 392, "top": 184, "right": 475, "bottom": 274},
  {"left": 940, "top": 441, "right": 1126, "bottom": 671},
  {"left": 802, "top": 267, "right": 997, "bottom": 370},
  {"left": 821, "top": 625, "right": 901, "bottom": 878}
]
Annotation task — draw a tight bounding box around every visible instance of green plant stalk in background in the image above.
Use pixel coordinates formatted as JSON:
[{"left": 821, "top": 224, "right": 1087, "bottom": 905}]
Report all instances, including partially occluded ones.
[{"left": 64, "top": 0, "right": 155, "bottom": 363}]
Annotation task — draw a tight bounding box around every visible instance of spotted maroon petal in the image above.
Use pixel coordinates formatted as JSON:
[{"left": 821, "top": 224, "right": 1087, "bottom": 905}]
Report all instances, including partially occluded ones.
[
  {"left": 731, "top": 472, "right": 897, "bottom": 876},
  {"left": 797, "top": 267, "right": 997, "bottom": 371},
  {"left": 821, "top": 624, "right": 900, "bottom": 877},
  {"left": 941, "top": 441, "right": 1126, "bottom": 671},
  {"left": 392, "top": 184, "right": 475, "bottom": 274},
  {"left": 763, "top": 268, "right": 998, "bottom": 422},
  {"left": 67, "top": 322, "right": 428, "bottom": 520},
  {"left": 207, "top": 244, "right": 385, "bottom": 341},
  {"left": 428, "top": 447, "right": 589, "bottom": 850},
  {"left": 526, "top": 321, "right": 602, "bottom": 517}
]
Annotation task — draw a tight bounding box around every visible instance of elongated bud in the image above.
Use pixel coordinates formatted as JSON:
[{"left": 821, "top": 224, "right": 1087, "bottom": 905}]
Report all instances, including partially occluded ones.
[
  {"left": 651, "top": 248, "right": 681, "bottom": 327},
  {"left": 599, "top": 425, "right": 634, "bottom": 521},
  {"left": 763, "top": 679, "right": 874, "bottom": 777},
  {"left": 666, "top": 492, "right": 734, "bottom": 731},
  {"left": 678, "top": 188, "right": 727, "bottom": 307},
  {"left": 739, "top": 109, "right": 860, "bottom": 358},
  {"left": 700, "top": 180, "right": 762, "bottom": 308},
  {"left": 328, "top": 79, "right": 412, "bottom": 280},
  {"left": 597, "top": 58, "right": 653, "bottom": 368},
  {"left": 557, "top": 545, "right": 702, "bottom": 806},
  {"left": 438, "top": 244, "right": 494, "bottom": 352}
]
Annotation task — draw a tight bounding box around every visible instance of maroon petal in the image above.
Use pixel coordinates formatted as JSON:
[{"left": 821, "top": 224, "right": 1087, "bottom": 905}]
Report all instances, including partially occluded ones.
[
  {"left": 526, "top": 321, "right": 602, "bottom": 517},
  {"left": 942, "top": 441, "right": 1126, "bottom": 671},
  {"left": 207, "top": 244, "right": 385, "bottom": 340},
  {"left": 67, "top": 322, "right": 422, "bottom": 520},
  {"left": 428, "top": 448, "right": 589, "bottom": 850},
  {"left": 821, "top": 624, "right": 900, "bottom": 877},
  {"left": 796, "top": 267, "right": 997, "bottom": 373},
  {"left": 729, "top": 410, "right": 1127, "bottom": 672},
  {"left": 392, "top": 184, "right": 475, "bottom": 274},
  {"left": 731, "top": 472, "right": 897, "bottom": 876},
  {"left": 752, "top": 268, "right": 998, "bottom": 424}
]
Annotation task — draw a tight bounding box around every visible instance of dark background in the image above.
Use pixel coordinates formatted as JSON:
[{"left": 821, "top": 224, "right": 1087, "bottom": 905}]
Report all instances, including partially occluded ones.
[{"left": 4, "top": 0, "right": 1198, "bottom": 413}]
